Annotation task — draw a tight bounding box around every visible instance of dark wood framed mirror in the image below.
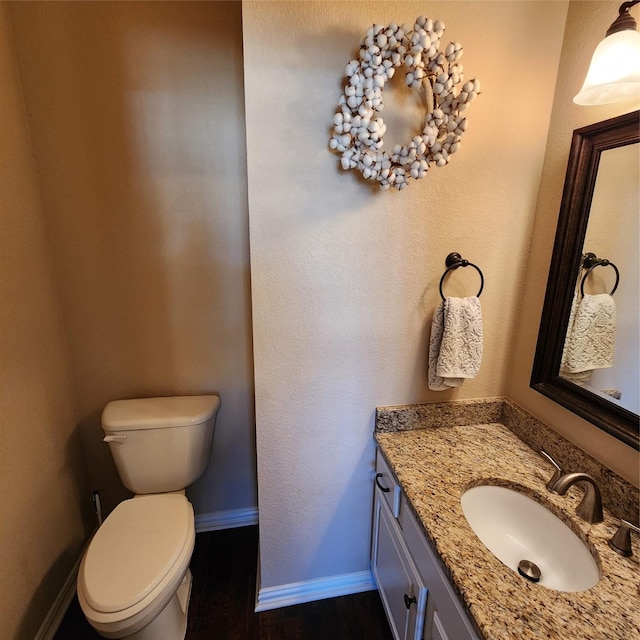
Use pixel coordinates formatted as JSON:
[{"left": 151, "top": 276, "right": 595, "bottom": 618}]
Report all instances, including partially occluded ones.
[{"left": 531, "top": 110, "right": 639, "bottom": 450}]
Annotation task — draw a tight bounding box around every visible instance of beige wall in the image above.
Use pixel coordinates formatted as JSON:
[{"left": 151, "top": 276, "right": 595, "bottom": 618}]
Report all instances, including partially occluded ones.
[
  {"left": 7, "top": 1, "right": 256, "bottom": 516},
  {"left": 244, "top": 1, "right": 568, "bottom": 592},
  {"left": 508, "top": 0, "right": 640, "bottom": 486},
  {"left": 0, "top": 5, "right": 89, "bottom": 638}
]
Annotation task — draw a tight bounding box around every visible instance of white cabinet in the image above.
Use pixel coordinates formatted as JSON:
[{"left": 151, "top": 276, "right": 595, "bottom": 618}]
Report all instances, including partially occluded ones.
[
  {"left": 431, "top": 612, "right": 450, "bottom": 640},
  {"left": 372, "top": 451, "right": 479, "bottom": 640},
  {"left": 372, "top": 486, "right": 427, "bottom": 640}
]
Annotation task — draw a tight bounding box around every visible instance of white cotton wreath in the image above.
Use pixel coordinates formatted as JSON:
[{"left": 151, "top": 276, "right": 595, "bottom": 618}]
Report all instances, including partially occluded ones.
[{"left": 329, "top": 16, "right": 480, "bottom": 191}]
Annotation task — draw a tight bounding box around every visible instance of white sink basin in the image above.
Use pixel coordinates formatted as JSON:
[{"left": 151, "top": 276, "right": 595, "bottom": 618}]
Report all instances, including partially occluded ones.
[{"left": 461, "top": 485, "right": 600, "bottom": 592}]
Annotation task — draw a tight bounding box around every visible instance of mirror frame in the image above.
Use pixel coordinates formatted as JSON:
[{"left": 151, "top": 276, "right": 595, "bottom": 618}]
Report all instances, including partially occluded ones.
[{"left": 531, "top": 110, "right": 639, "bottom": 451}]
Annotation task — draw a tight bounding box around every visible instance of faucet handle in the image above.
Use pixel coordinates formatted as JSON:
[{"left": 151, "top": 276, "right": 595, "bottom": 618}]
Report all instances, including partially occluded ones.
[
  {"left": 540, "top": 450, "right": 563, "bottom": 491},
  {"left": 608, "top": 519, "right": 640, "bottom": 557}
]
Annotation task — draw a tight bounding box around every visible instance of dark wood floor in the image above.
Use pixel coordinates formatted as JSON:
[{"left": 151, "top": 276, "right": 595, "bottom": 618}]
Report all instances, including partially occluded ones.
[{"left": 54, "top": 525, "right": 393, "bottom": 640}]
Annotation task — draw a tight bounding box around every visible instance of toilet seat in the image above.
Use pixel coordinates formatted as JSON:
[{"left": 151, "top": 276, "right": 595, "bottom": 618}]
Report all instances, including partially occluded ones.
[{"left": 77, "top": 494, "right": 195, "bottom": 635}]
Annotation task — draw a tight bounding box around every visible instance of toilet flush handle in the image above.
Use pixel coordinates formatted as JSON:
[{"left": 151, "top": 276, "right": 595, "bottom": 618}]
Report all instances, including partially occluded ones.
[{"left": 103, "top": 434, "right": 127, "bottom": 444}]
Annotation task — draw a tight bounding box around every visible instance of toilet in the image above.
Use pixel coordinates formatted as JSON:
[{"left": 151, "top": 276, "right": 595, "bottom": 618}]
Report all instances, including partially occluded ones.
[{"left": 77, "top": 395, "right": 220, "bottom": 640}]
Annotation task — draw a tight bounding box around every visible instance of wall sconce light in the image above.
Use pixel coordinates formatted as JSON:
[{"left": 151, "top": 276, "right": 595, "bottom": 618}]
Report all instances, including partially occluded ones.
[{"left": 574, "top": 0, "right": 640, "bottom": 105}]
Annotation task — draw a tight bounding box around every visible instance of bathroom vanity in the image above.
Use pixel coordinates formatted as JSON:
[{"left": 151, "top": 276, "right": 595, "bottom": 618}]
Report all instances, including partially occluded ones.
[
  {"left": 371, "top": 398, "right": 640, "bottom": 640},
  {"left": 372, "top": 451, "right": 478, "bottom": 640}
]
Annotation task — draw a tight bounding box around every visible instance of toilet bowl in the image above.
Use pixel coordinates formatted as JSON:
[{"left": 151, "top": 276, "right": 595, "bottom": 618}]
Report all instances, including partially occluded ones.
[
  {"left": 77, "top": 395, "right": 220, "bottom": 640},
  {"left": 78, "top": 494, "right": 195, "bottom": 639}
]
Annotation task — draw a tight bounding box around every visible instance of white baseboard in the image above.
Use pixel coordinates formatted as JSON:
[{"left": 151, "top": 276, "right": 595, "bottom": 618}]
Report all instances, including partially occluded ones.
[
  {"left": 34, "top": 553, "right": 83, "bottom": 640},
  {"left": 195, "top": 506, "right": 258, "bottom": 532},
  {"left": 255, "top": 569, "right": 377, "bottom": 612}
]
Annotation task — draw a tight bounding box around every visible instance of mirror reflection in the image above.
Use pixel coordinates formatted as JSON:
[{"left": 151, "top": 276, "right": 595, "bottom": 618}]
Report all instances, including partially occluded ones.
[
  {"left": 531, "top": 110, "right": 639, "bottom": 449},
  {"left": 559, "top": 143, "right": 639, "bottom": 415}
]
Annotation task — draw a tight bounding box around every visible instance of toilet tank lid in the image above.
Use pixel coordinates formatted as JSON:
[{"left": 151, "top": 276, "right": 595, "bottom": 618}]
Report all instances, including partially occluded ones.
[{"left": 102, "top": 395, "right": 220, "bottom": 431}]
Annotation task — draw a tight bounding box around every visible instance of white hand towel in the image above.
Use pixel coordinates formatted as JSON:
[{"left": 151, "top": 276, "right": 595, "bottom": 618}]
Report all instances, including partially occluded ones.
[
  {"left": 561, "top": 293, "right": 616, "bottom": 374},
  {"left": 560, "top": 293, "right": 581, "bottom": 380},
  {"left": 428, "top": 301, "right": 463, "bottom": 390},
  {"left": 428, "top": 296, "right": 483, "bottom": 391}
]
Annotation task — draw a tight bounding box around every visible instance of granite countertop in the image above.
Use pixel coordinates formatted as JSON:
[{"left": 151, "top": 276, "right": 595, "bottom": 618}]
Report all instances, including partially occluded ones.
[{"left": 375, "top": 421, "right": 640, "bottom": 640}]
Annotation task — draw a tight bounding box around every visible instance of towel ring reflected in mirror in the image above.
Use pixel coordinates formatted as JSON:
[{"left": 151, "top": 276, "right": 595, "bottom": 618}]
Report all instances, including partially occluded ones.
[
  {"left": 439, "top": 252, "right": 485, "bottom": 301},
  {"left": 580, "top": 252, "right": 620, "bottom": 297}
]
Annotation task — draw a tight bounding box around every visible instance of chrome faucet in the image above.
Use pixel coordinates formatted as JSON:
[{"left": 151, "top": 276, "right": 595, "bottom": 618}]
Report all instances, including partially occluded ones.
[{"left": 548, "top": 472, "right": 604, "bottom": 524}]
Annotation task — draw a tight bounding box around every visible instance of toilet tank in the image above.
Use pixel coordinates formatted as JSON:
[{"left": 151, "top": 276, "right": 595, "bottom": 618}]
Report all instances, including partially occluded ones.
[{"left": 102, "top": 395, "right": 220, "bottom": 495}]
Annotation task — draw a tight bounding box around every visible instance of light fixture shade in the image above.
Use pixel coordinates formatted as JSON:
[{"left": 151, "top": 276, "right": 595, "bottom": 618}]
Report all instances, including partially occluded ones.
[{"left": 574, "top": 29, "right": 640, "bottom": 105}]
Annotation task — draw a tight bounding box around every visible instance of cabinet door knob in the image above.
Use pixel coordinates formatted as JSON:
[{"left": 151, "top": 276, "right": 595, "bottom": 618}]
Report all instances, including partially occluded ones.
[
  {"left": 403, "top": 593, "right": 417, "bottom": 609},
  {"left": 375, "top": 473, "right": 391, "bottom": 493}
]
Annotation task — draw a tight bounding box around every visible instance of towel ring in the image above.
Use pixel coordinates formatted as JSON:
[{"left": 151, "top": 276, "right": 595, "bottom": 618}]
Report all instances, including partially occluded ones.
[
  {"left": 439, "top": 252, "right": 484, "bottom": 301},
  {"left": 580, "top": 252, "right": 619, "bottom": 297}
]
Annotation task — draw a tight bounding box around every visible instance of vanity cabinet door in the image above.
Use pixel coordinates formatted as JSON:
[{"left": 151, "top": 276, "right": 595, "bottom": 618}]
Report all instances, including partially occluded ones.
[
  {"left": 372, "top": 491, "right": 428, "bottom": 640},
  {"left": 430, "top": 612, "right": 450, "bottom": 640},
  {"left": 399, "top": 495, "right": 478, "bottom": 640}
]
